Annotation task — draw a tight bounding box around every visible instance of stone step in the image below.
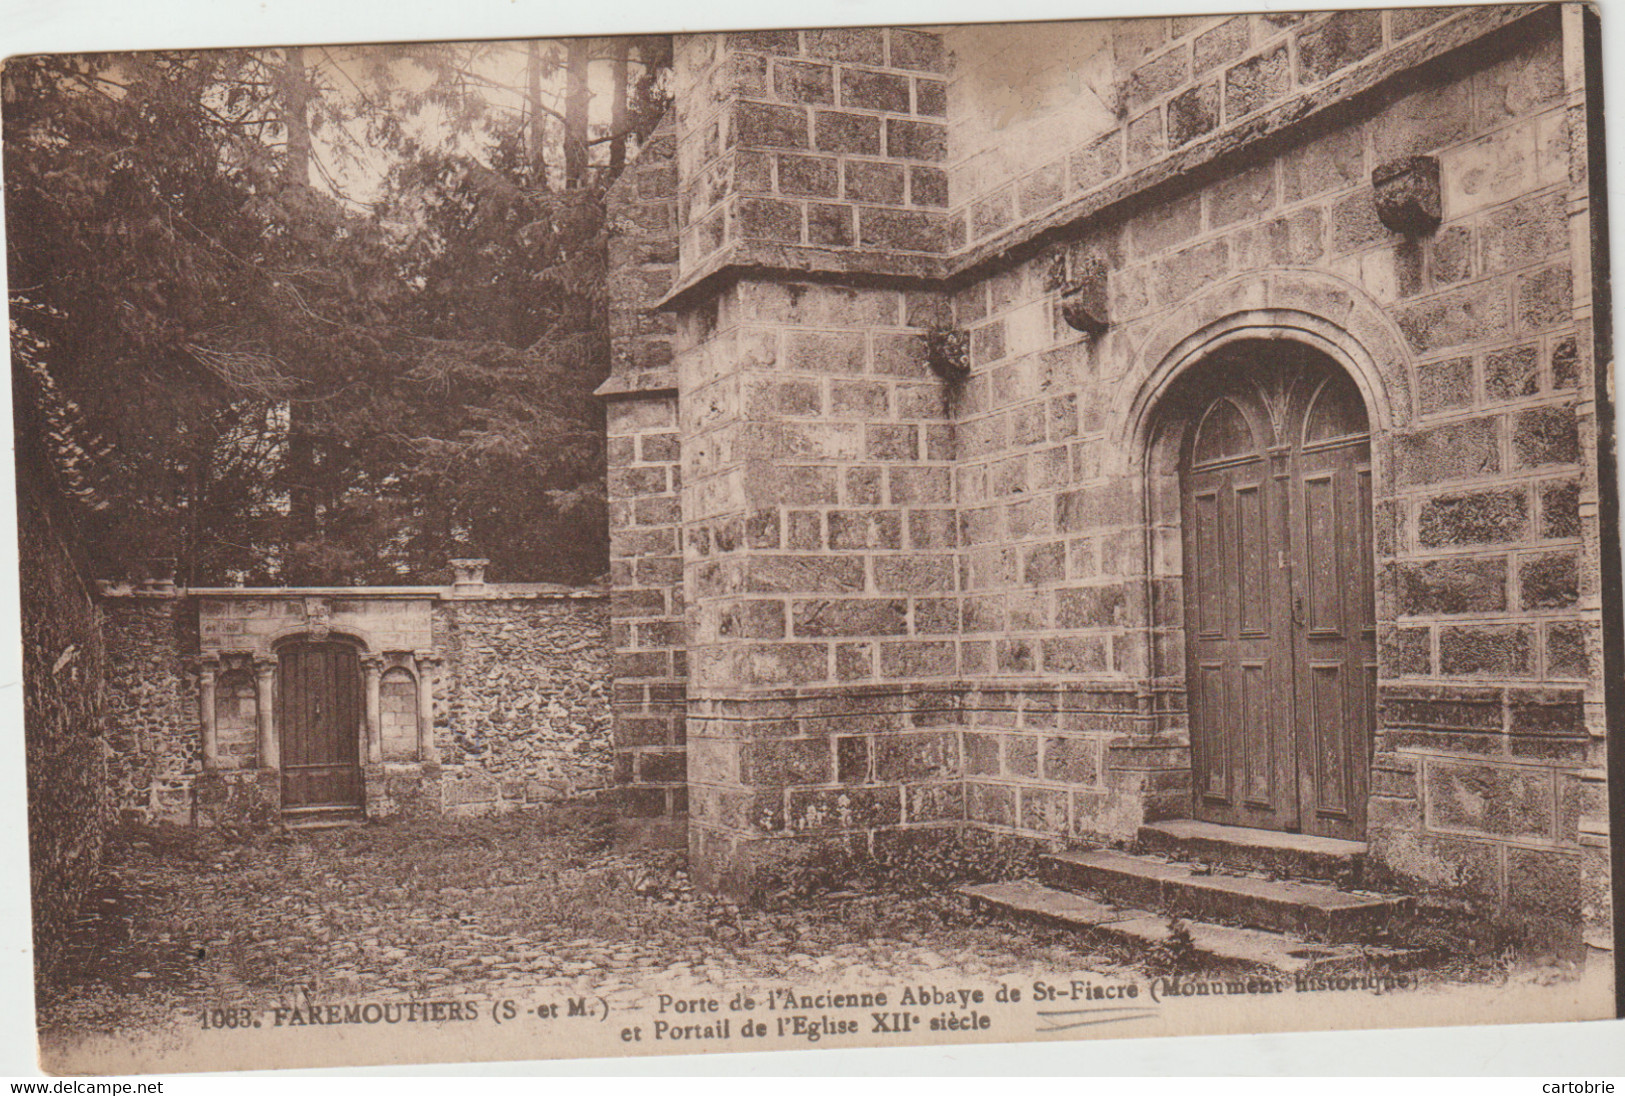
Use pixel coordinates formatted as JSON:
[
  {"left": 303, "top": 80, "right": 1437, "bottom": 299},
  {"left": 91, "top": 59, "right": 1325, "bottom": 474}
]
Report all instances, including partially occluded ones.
[
  {"left": 1137, "top": 820, "right": 1366, "bottom": 884},
  {"left": 959, "top": 881, "right": 1355, "bottom": 974},
  {"left": 1039, "top": 849, "right": 1411, "bottom": 943},
  {"left": 283, "top": 806, "right": 365, "bottom": 830}
]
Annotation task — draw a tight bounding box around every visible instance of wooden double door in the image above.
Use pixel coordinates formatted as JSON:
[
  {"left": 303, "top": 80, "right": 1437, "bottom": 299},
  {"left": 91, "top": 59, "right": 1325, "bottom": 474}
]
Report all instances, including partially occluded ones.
[
  {"left": 1179, "top": 351, "right": 1375, "bottom": 841},
  {"left": 277, "top": 641, "right": 364, "bottom": 810}
]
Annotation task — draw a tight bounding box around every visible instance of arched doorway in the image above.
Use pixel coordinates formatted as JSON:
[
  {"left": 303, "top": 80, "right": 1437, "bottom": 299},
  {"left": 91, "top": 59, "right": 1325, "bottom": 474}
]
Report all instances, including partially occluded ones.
[
  {"left": 1173, "top": 342, "right": 1375, "bottom": 841},
  {"left": 276, "top": 640, "right": 364, "bottom": 811}
]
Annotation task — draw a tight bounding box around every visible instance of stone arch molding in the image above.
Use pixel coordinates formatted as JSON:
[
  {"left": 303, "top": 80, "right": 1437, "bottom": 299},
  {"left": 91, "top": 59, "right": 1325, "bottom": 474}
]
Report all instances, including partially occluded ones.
[{"left": 1111, "top": 269, "right": 1415, "bottom": 472}]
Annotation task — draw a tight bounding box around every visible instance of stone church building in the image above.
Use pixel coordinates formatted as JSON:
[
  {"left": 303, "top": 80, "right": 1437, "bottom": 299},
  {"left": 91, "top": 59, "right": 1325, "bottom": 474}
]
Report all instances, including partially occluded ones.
[{"left": 597, "top": 3, "right": 1617, "bottom": 952}]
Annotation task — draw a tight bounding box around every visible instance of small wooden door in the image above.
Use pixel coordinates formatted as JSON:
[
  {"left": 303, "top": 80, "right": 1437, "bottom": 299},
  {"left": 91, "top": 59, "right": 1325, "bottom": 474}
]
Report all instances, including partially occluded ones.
[
  {"left": 277, "top": 642, "right": 363, "bottom": 810},
  {"left": 1179, "top": 352, "right": 1375, "bottom": 840}
]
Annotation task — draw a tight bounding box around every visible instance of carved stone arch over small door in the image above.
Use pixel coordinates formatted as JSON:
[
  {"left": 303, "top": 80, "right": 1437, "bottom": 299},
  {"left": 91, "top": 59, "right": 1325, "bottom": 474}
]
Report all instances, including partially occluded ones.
[{"left": 1176, "top": 342, "right": 1375, "bottom": 841}]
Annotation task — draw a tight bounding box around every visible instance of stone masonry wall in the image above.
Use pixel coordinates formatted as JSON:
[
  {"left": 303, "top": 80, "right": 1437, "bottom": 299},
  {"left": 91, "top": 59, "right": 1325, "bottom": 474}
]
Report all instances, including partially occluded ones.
[
  {"left": 642, "top": 6, "right": 1612, "bottom": 933},
  {"left": 671, "top": 26, "right": 952, "bottom": 291},
  {"left": 931, "top": 7, "right": 1602, "bottom": 935},
  {"left": 432, "top": 595, "right": 613, "bottom": 812},
  {"left": 19, "top": 485, "right": 110, "bottom": 975},
  {"left": 602, "top": 117, "right": 689, "bottom": 829},
  {"left": 677, "top": 278, "right": 967, "bottom": 890}
]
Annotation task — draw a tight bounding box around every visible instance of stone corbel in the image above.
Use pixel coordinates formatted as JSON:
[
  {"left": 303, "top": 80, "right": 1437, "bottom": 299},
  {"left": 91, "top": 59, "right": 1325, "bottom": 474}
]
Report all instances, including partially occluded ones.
[
  {"left": 1372, "top": 155, "right": 1442, "bottom": 235},
  {"left": 924, "top": 329, "right": 970, "bottom": 380},
  {"left": 1058, "top": 255, "right": 1111, "bottom": 336}
]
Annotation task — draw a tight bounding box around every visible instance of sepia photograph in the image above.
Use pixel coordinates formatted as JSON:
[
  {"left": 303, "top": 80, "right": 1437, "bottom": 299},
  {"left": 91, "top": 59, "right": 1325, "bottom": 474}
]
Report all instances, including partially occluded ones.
[{"left": 2, "top": 0, "right": 1621, "bottom": 1075}]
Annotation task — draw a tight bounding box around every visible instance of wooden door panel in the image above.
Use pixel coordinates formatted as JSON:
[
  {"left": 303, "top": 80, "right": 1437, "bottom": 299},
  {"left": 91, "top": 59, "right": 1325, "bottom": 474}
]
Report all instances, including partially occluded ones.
[
  {"left": 278, "top": 643, "right": 363, "bottom": 810},
  {"left": 1180, "top": 353, "right": 1375, "bottom": 839}
]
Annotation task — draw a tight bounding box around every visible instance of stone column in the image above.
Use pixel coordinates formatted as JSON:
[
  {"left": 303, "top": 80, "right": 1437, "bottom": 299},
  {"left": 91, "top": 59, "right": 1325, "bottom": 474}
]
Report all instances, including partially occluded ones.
[
  {"left": 413, "top": 652, "right": 441, "bottom": 764},
  {"left": 253, "top": 656, "right": 278, "bottom": 770},
  {"left": 197, "top": 656, "right": 221, "bottom": 770},
  {"left": 361, "top": 656, "right": 384, "bottom": 765}
]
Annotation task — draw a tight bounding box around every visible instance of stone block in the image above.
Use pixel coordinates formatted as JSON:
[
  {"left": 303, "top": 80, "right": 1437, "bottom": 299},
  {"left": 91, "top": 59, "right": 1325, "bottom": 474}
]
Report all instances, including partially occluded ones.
[
  {"left": 1517, "top": 267, "right": 1573, "bottom": 331},
  {"left": 773, "top": 60, "right": 834, "bottom": 104},
  {"left": 1194, "top": 17, "right": 1249, "bottom": 74},
  {"left": 1394, "top": 417, "right": 1499, "bottom": 484},
  {"left": 1416, "top": 355, "right": 1473, "bottom": 414},
  {"left": 1126, "top": 109, "right": 1165, "bottom": 167},
  {"left": 1518, "top": 552, "right": 1578, "bottom": 609},
  {"left": 967, "top": 781, "right": 1017, "bottom": 827},
  {"left": 1042, "top": 636, "right": 1109, "bottom": 673},
  {"left": 844, "top": 160, "right": 907, "bottom": 204},
  {"left": 1485, "top": 344, "right": 1539, "bottom": 401},
  {"left": 1506, "top": 846, "right": 1581, "bottom": 921},
  {"left": 1070, "top": 131, "right": 1124, "bottom": 192},
  {"left": 746, "top": 556, "right": 866, "bottom": 593},
  {"left": 1209, "top": 163, "right": 1276, "bottom": 228},
  {"left": 1281, "top": 127, "right": 1364, "bottom": 202},
  {"left": 1126, "top": 48, "right": 1189, "bottom": 111},
  {"left": 1482, "top": 191, "right": 1566, "bottom": 272},
  {"left": 859, "top": 207, "right": 947, "bottom": 252},
  {"left": 1043, "top": 735, "right": 1101, "bottom": 784},
  {"left": 1167, "top": 82, "right": 1219, "bottom": 148},
  {"left": 735, "top": 101, "right": 810, "bottom": 149},
  {"left": 740, "top": 738, "right": 831, "bottom": 786},
  {"left": 886, "top": 119, "right": 947, "bottom": 162},
  {"left": 1296, "top": 10, "right": 1382, "bottom": 85},
  {"left": 889, "top": 29, "right": 945, "bottom": 72},
  {"left": 1508, "top": 688, "right": 1585, "bottom": 737},
  {"left": 964, "top": 732, "right": 1000, "bottom": 776},
  {"left": 1438, "top": 623, "right": 1534, "bottom": 676},
  {"left": 836, "top": 734, "right": 871, "bottom": 782},
  {"left": 807, "top": 203, "right": 855, "bottom": 246},
  {"left": 1224, "top": 44, "right": 1289, "bottom": 119},
  {"left": 879, "top": 639, "right": 956, "bottom": 678},
  {"left": 1417, "top": 488, "right": 1528, "bottom": 547},
  {"left": 792, "top": 597, "right": 907, "bottom": 637},
  {"left": 814, "top": 110, "right": 881, "bottom": 155},
  {"left": 916, "top": 79, "right": 947, "bottom": 118},
  {"left": 1539, "top": 479, "right": 1580, "bottom": 538},
  {"left": 1512, "top": 406, "right": 1580, "bottom": 468},
  {"left": 805, "top": 27, "right": 886, "bottom": 65},
  {"left": 875, "top": 731, "right": 959, "bottom": 781},
  {"left": 1394, "top": 283, "right": 1510, "bottom": 352},
  {"left": 1545, "top": 621, "right": 1589, "bottom": 678},
  {"left": 910, "top": 166, "right": 948, "bottom": 207},
  {"left": 1395, "top": 556, "right": 1507, "bottom": 615},
  {"left": 786, "top": 784, "right": 902, "bottom": 831},
  {"left": 718, "top": 600, "right": 787, "bottom": 640},
  {"left": 840, "top": 68, "right": 910, "bottom": 114},
  {"left": 777, "top": 154, "right": 839, "bottom": 197},
  {"left": 1020, "top": 786, "right": 1069, "bottom": 835}
]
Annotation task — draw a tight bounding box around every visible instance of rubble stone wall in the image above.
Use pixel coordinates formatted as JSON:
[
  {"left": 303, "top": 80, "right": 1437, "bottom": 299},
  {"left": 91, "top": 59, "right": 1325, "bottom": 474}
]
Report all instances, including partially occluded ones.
[{"left": 99, "top": 589, "right": 614, "bottom": 821}]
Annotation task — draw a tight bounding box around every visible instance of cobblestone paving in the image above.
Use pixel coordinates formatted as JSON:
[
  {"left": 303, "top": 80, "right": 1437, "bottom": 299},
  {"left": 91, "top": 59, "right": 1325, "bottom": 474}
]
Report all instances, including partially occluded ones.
[{"left": 37, "top": 810, "right": 1136, "bottom": 1041}]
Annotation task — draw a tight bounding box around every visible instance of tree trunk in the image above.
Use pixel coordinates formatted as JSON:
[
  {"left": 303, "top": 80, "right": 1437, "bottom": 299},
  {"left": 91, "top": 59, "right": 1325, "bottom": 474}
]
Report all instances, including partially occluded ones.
[
  {"left": 280, "top": 47, "right": 317, "bottom": 577},
  {"left": 564, "top": 37, "right": 590, "bottom": 188},
  {"left": 608, "top": 38, "right": 629, "bottom": 179},
  {"left": 526, "top": 40, "right": 548, "bottom": 189}
]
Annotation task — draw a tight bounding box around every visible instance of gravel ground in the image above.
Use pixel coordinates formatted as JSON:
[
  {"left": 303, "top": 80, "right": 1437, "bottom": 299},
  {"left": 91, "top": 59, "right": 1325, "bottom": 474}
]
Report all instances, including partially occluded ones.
[{"left": 36, "top": 808, "right": 1142, "bottom": 1043}]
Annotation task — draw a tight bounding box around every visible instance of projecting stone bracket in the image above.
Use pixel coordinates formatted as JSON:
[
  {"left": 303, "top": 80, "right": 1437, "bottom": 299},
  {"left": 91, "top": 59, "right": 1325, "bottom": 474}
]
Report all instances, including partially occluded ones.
[
  {"left": 1372, "top": 155, "right": 1441, "bottom": 236},
  {"left": 925, "top": 328, "right": 970, "bottom": 380},
  {"left": 1058, "top": 256, "right": 1112, "bottom": 336}
]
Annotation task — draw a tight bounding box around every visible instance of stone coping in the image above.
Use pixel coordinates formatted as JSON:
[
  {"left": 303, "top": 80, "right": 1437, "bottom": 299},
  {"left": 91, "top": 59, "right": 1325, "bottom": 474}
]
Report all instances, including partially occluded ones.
[
  {"left": 100, "top": 583, "right": 607, "bottom": 601},
  {"left": 593, "top": 369, "right": 678, "bottom": 399},
  {"left": 655, "top": 3, "right": 1546, "bottom": 309}
]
